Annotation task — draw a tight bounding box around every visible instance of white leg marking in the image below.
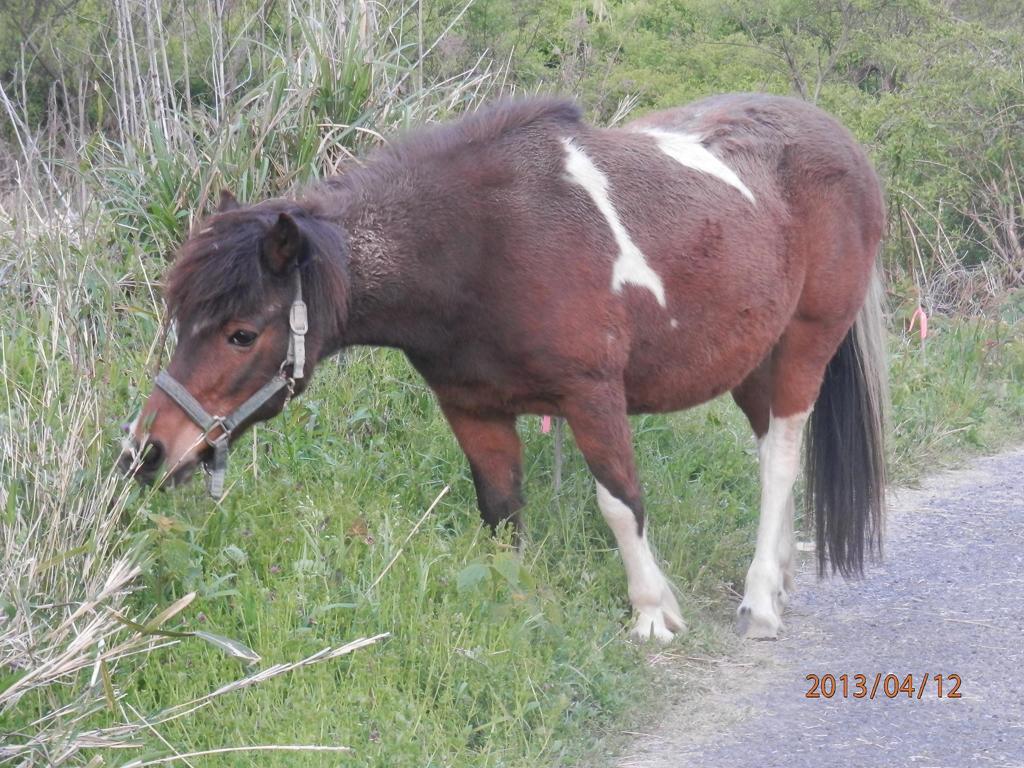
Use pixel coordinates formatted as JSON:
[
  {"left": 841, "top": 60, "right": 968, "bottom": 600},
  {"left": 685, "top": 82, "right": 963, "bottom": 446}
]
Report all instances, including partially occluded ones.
[
  {"left": 780, "top": 494, "right": 796, "bottom": 596},
  {"left": 639, "top": 128, "right": 756, "bottom": 205},
  {"left": 755, "top": 436, "right": 796, "bottom": 599},
  {"left": 560, "top": 138, "right": 667, "bottom": 307},
  {"left": 596, "top": 481, "right": 684, "bottom": 642},
  {"left": 738, "top": 410, "right": 809, "bottom": 638}
]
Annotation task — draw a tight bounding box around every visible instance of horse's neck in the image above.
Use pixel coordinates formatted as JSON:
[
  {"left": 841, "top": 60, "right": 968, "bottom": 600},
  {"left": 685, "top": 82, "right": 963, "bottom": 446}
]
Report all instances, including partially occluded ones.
[{"left": 339, "top": 201, "right": 454, "bottom": 354}]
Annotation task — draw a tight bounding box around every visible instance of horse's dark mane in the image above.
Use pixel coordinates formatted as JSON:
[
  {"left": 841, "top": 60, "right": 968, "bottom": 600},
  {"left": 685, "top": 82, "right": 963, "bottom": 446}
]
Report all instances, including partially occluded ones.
[
  {"left": 385, "top": 97, "right": 582, "bottom": 161},
  {"left": 322, "top": 97, "right": 583, "bottom": 196},
  {"left": 165, "top": 97, "right": 580, "bottom": 332},
  {"left": 165, "top": 201, "right": 348, "bottom": 337}
]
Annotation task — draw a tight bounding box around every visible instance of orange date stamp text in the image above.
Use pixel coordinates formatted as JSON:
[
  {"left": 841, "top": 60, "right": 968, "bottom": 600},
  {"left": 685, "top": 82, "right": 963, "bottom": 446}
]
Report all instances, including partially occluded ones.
[{"left": 804, "top": 673, "right": 962, "bottom": 700}]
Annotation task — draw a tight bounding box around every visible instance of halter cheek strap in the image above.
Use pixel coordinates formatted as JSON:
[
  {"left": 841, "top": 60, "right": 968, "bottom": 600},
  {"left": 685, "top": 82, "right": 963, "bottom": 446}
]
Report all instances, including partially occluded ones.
[
  {"left": 154, "top": 270, "right": 308, "bottom": 498},
  {"left": 286, "top": 269, "right": 307, "bottom": 380}
]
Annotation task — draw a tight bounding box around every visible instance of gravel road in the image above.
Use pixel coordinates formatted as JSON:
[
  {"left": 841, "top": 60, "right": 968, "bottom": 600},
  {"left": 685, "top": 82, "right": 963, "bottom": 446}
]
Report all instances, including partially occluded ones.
[{"left": 619, "top": 447, "right": 1024, "bottom": 768}]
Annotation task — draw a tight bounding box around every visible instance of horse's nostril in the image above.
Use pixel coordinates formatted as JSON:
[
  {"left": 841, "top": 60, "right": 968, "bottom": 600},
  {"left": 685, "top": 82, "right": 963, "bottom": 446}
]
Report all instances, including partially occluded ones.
[
  {"left": 141, "top": 439, "right": 164, "bottom": 471},
  {"left": 117, "top": 449, "right": 134, "bottom": 475}
]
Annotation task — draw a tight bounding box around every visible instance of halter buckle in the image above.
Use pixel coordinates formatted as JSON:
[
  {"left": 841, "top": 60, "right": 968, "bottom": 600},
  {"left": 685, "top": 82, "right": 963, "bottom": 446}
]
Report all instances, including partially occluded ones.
[
  {"left": 203, "top": 416, "right": 231, "bottom": 448},
  {"left": 289, "top": 300, "right": 308, "bottom": 335}
]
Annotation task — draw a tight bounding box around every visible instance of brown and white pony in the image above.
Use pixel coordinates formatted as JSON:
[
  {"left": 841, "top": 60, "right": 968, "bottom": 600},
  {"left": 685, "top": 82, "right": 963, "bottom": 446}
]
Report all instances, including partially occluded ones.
[{"left": 121, "top": 94, "right": 887, "bottom": 641}]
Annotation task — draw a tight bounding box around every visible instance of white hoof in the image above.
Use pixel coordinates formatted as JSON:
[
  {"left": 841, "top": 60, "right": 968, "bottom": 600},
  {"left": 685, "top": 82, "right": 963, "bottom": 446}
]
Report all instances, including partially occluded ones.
[
  {"left": 736, "top": 603, "right": 782, "bottom": 640},
  {"left": 739, "top": 558, "right": 787, "bottom": 639},
  {"left": 630, "top": 609, "right": 674, "bottom": 643},
  {"left": 629, "top": 588, "right": 685, "bottom": 643}
]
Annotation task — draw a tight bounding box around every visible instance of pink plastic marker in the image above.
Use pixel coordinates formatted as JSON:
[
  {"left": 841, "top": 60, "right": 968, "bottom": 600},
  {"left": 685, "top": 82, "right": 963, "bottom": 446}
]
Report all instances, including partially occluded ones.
[
  {"left": 910, "top": 306, "right": 928, "bottom": 341},
  {"left": 541, "top": 415, "right": 552, "bottom": 434}
]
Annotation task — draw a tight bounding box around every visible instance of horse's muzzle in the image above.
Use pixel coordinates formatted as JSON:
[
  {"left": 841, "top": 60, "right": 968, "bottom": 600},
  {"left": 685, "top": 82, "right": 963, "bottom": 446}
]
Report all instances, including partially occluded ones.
[
  {"left": 118, "top": 437, "right": 201, "bottom": 487},
  {"left": 118, "top": 435, "right": 160, "bottom": 475}
]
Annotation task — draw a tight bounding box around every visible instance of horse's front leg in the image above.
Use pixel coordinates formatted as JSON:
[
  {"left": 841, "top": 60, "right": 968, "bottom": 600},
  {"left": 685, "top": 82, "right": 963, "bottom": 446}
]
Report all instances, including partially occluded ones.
[
  {"left": 562, "top": 383, "right": 685, "bottom": 642},
  {"left": 440, "top": 402, "right": 525, "bottom": 533}
]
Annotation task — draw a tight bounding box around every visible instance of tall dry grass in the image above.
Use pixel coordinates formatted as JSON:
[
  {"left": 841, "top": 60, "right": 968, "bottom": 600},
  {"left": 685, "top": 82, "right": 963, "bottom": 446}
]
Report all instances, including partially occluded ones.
[{"left": 1, "top": 1, "right": 499, "bottom": 764}]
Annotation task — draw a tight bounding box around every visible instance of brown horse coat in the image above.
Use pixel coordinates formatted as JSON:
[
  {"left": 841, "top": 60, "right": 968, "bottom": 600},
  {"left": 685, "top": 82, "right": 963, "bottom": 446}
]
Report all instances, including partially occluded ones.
[{"left": 124, "top": 94, "right": 887, "bottom": 641}]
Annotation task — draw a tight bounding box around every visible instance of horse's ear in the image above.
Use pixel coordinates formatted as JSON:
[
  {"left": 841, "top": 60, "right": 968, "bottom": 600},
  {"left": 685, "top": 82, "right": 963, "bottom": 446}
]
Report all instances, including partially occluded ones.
[
  {"left": 217, "top": 189, "right": 240, "bottom": 213},
  {"left": 262, "top": 212, "right": 305, "bottom": 275}
]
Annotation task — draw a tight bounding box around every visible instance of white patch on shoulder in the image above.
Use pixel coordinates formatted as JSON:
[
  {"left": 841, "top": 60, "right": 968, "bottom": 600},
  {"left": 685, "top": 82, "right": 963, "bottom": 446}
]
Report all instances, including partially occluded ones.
[
  {"left": 638, "top": 128, "right": 755, "bottom": 205},
  {"left": 560, "top": 138, "right": 667, "bottom": 308}
]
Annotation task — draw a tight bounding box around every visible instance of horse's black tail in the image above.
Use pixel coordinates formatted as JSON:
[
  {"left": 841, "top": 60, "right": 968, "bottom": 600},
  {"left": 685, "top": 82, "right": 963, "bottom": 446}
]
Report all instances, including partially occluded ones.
[{"left": 805, "top": 271, "right": 888, "bottom": 577}]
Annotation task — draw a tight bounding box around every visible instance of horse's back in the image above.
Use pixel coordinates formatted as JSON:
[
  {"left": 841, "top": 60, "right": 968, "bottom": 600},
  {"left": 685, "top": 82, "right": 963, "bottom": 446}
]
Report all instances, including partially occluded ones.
[
  {"left": 550, "top": 94, "right": 883, "bottom": 412},
  {"left": 637, "top": 94, "right": 886, "bottom": 329},
  {"left": 401, "top": 94, "right": 884, "bottom": 417}
]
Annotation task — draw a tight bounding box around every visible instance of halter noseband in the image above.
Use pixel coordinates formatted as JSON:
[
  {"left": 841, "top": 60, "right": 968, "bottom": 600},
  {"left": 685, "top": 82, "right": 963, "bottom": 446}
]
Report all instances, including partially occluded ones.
[{"left": 154, "top": 269, "right": 308, "bottom": 498}]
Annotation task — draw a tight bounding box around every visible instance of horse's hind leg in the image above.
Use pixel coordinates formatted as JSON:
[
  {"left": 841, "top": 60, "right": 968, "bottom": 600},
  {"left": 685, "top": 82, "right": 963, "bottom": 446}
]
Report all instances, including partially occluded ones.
[
  {"left": 561, "top": 382, "right": 684, "bottom": 642},
  {"left": 732, "top": 359, "right": 798, "bottom": 603},
  {"left": 734, "top": 316, "right": 856, "bottom": 639},
  {"left": 735, "top": 395, "right": 807, "bottom": 639}
]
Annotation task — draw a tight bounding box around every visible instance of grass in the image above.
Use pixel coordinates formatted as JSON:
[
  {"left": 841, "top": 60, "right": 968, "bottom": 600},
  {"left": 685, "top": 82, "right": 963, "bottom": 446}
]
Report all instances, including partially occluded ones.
[
  {"left": 2, "top": 2, "right": 1024, "bottom": 765},
  {"left": 78, "top": 349, "right": 755, "bottom": 766},
  {"left": 888, "top": 316, "right": 1024, "bottom": 477},
  {"left": 3, "top": 249, "right": 1021, "bottom": 765}
]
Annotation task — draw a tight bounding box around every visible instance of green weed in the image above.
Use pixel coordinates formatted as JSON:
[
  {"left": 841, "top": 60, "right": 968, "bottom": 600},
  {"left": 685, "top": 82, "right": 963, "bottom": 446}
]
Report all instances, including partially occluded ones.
[{"left": 2, "top": 1, "right": 1023, "bottom": 765}]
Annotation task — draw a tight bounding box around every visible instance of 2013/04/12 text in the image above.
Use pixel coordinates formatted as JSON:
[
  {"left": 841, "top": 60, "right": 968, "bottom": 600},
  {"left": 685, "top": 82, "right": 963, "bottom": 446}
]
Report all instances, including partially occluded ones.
[{"left": 805, "top": 673, "right": 962, "bottom": 699}]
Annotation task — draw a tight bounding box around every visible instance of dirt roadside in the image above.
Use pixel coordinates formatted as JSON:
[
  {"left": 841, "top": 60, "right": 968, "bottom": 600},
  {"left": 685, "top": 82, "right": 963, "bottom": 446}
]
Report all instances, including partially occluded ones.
[{"left": 616, "top": 446, "right": 1024, "bottom": 768}]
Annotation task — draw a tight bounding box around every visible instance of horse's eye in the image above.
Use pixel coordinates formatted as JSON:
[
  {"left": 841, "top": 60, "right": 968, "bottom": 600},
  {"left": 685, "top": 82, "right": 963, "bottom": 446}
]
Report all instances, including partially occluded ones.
[{"left": 228, "top": 329, "right": 258, "bottom": 347}]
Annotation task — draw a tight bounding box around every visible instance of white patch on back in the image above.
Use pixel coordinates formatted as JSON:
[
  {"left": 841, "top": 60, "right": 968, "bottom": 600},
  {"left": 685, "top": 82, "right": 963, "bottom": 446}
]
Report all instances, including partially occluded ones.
[
  {"left": 638, "top": 128, "right": 756, "bottom": 205},
  {"left": 560, "top": 138, "right": 667, "bottom": 308}
]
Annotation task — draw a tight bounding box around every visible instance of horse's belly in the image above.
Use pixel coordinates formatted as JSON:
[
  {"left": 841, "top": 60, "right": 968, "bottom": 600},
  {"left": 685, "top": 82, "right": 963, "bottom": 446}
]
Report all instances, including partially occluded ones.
[
  {"left": 622, "top": 301, "right": 786, "bottom": 413},
  {"left": 619, "top": 217, "right": 797, "bottom": 412}
]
